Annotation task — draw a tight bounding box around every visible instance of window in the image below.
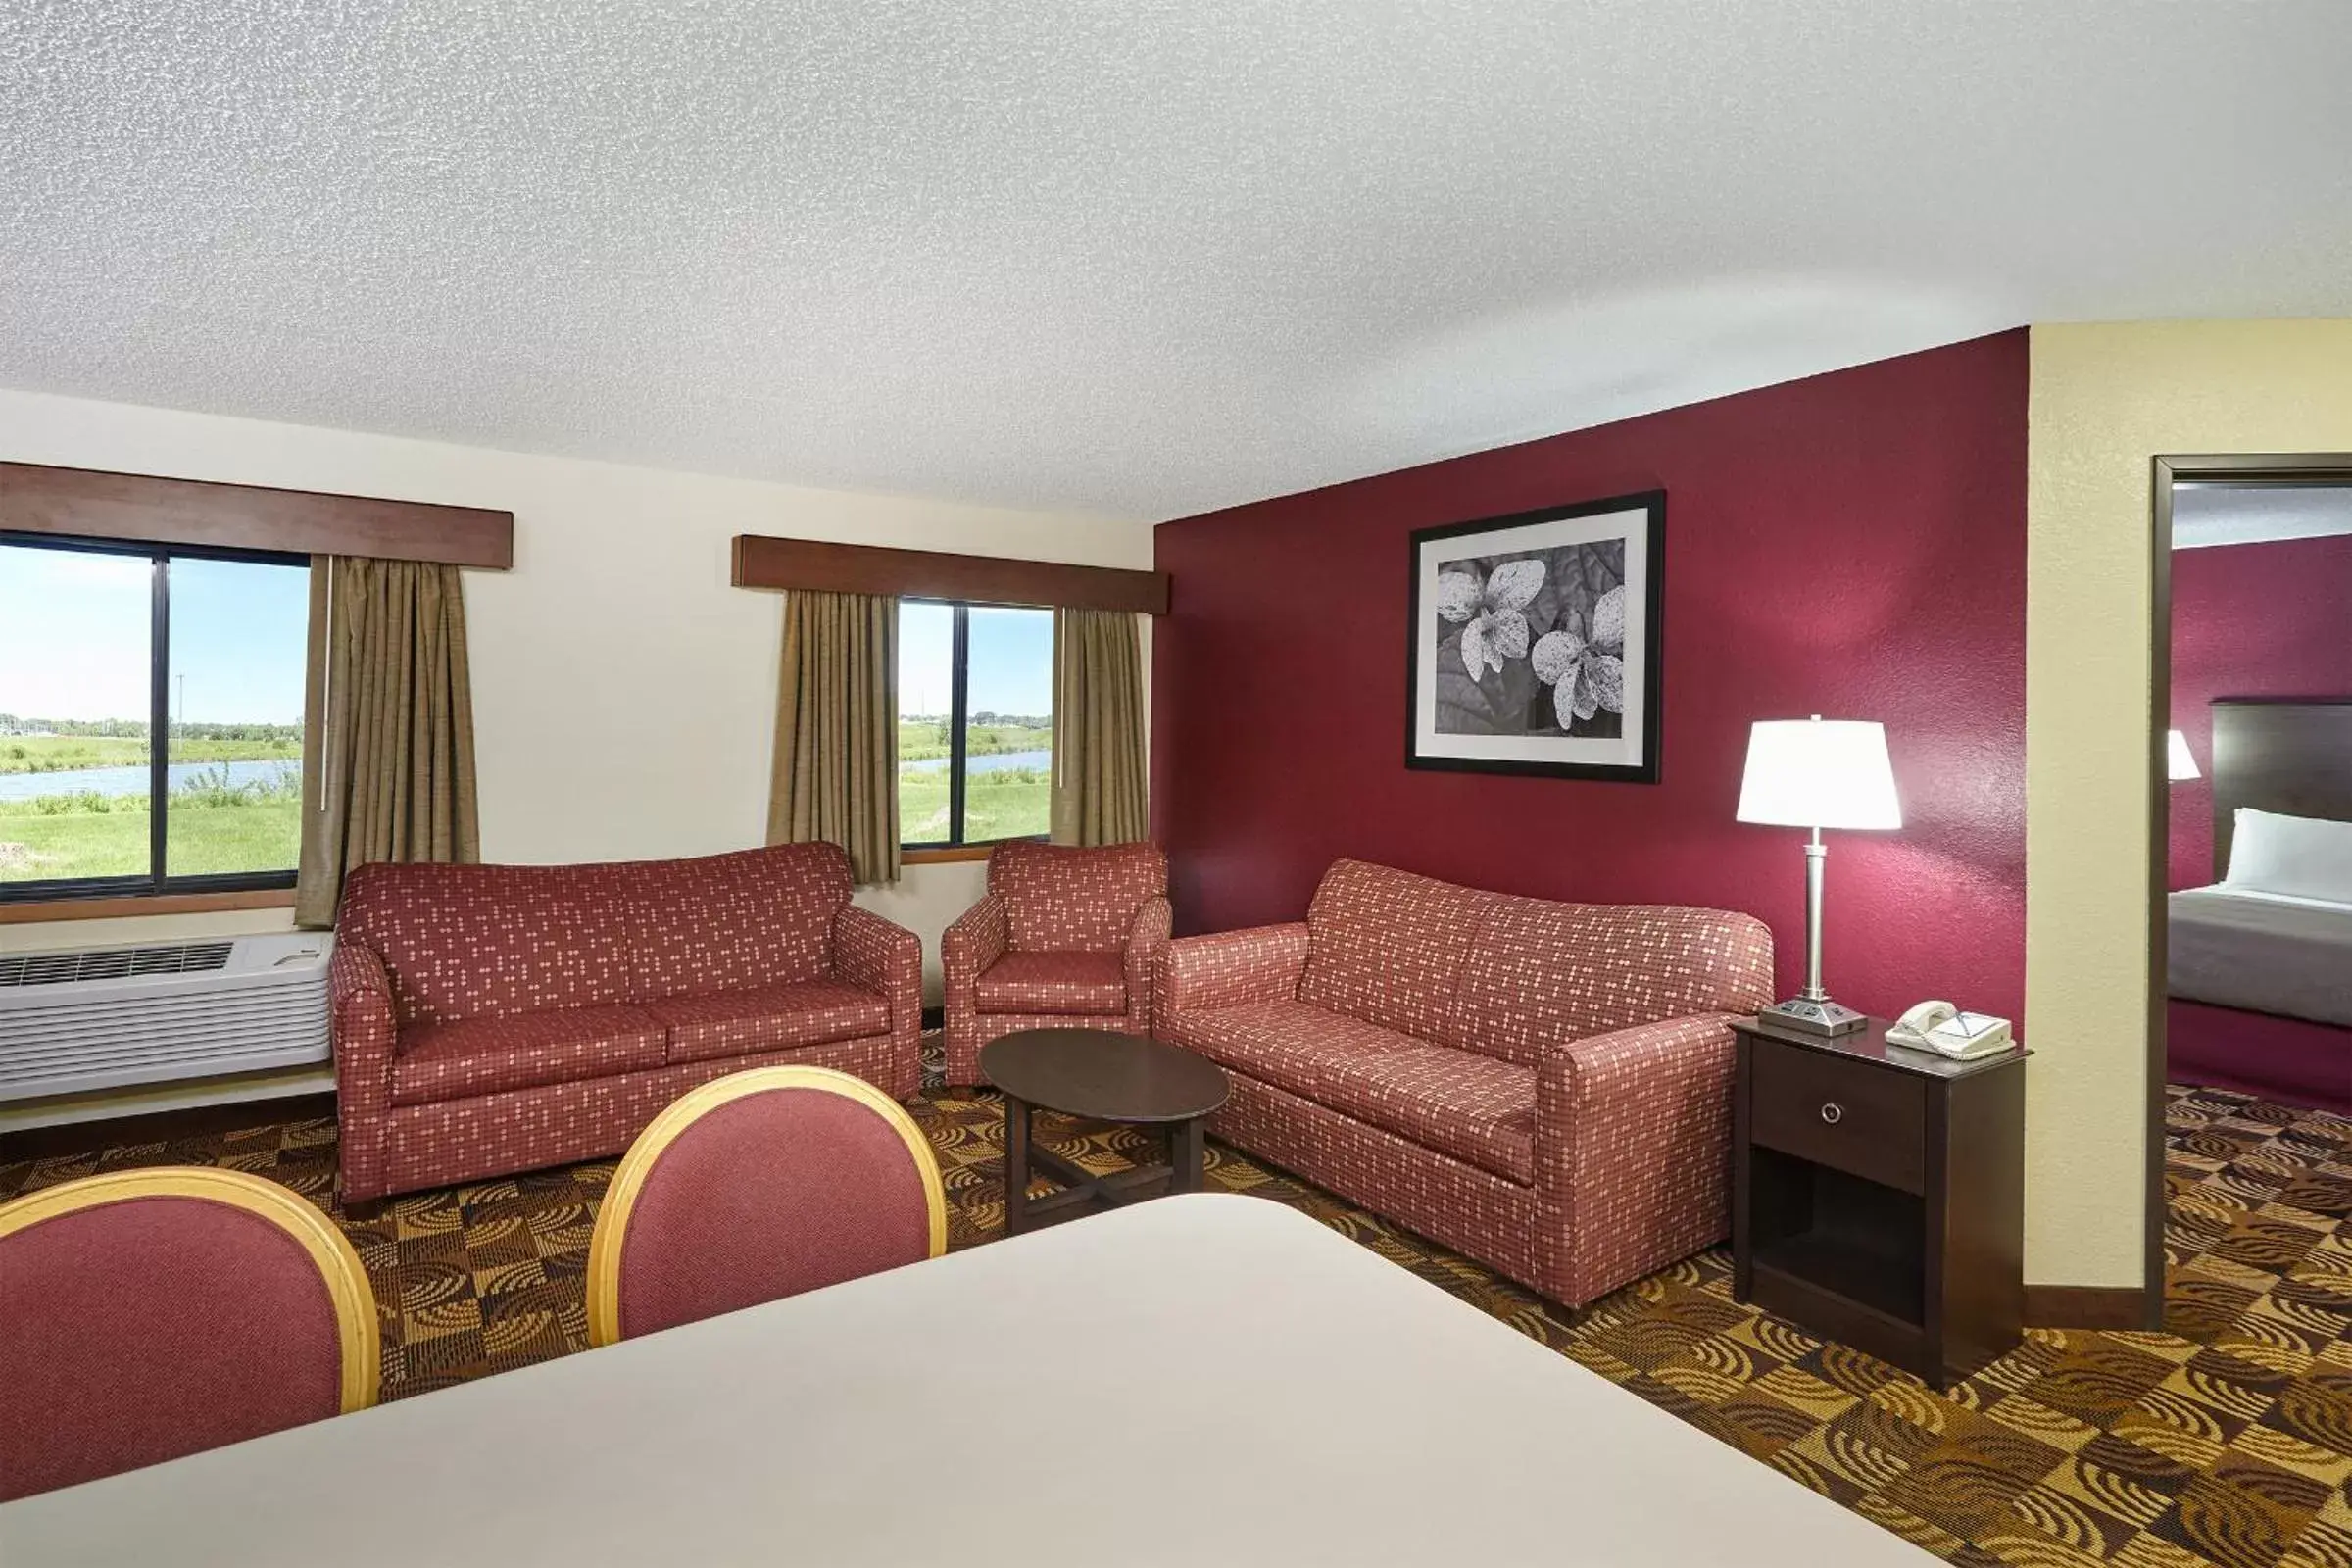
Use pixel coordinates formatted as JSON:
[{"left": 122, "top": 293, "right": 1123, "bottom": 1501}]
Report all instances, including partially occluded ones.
[
  {"left": 898, "top": 602, "right": 1054, "bottom": 850},
  {"left": 0, "top": 535, "right": 311, "bottom": 900}
]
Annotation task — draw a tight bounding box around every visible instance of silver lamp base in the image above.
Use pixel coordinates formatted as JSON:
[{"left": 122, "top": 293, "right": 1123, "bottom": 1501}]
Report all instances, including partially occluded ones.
[{"left": 1758, "top": 995, "right": 1869, "bottom": 1037}]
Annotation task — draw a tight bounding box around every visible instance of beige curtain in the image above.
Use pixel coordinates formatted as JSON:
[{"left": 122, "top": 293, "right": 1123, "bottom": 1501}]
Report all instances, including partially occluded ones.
[
  {"left": 1050, "top": 608, "right": 1149, "bottom": 846},
  {"left": 295, "top": 557, "right": 481, "bottom": 928},
  {"left": 768, "top": 589, "right": 900, "bottom": 885}
]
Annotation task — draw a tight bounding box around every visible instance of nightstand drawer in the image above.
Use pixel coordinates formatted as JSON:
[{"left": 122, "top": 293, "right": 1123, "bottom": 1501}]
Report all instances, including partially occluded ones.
[{"left": 1749, "top": 1040, "right": 1926, "bottom": 1194}]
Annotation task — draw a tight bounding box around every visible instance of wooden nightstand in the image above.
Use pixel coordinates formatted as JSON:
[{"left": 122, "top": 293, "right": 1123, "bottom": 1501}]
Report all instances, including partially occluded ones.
[{"left": 1731, "top": 1016, "right": 2028, "bottom": 1390}]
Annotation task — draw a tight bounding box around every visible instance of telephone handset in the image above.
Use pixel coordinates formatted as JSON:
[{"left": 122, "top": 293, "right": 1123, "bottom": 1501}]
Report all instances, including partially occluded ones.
[{"left": 1886, "top": 1000, "right": 2013, "bottom": 1060}]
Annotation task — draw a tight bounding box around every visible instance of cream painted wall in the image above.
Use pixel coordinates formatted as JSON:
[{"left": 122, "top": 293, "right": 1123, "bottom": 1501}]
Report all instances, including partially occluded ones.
[
  {"left": 0, "top": 388, "right": 1152, "bottom": 1005},
  {"left": 2025, "top": 320, "right": 2352, "bottom": 1288}
]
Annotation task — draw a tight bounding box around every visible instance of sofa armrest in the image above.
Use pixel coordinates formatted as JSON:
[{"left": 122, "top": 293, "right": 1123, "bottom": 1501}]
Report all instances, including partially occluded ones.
[
  {"left": 328, "top": 936, "right": 398, "bottom": 1117},
  {"left": 941, "top": 893, "right": 1012, "bottom": 1013},
  {"left": 1153, "top": 922, "right": 1309, "bottom": 1020},
  {"left": 834, "top": 903, "right": 922, "bottom": 1038},
  {"left": 1536, "top": 1012, "right": 1741, "bottom": 1303},
  {"left": 1123, "top": 897, "right": 1174, "bottom": 1021}
]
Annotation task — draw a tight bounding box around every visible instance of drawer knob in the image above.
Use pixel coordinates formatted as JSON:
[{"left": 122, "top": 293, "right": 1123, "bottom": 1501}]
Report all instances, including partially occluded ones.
[{"left": 1819, "top": 1102, "right": 1844, "bottom": 1126}]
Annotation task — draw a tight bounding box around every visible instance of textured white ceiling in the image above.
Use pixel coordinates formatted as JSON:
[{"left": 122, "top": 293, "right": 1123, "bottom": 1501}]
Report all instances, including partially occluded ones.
[
  {"left": 2175, "top": 484, "right": 2352, "bottom": 550},
  {"left": 4, "top": 2, "right": 2350, "bottom": 520}
]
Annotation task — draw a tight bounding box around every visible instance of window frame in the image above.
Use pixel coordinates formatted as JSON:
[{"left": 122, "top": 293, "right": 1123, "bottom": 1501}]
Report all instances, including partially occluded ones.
[
  {"left": 898, "top": 598, "right": 1052, "bottom": 854},
  {"left": 0, "top": 529, "right": 310, "bottom": 906}
]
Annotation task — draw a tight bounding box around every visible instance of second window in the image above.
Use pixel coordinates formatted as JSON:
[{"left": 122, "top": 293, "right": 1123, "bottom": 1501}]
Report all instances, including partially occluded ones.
[{"left": 899, "top": 602, "right": 1054, "bottom": 850}]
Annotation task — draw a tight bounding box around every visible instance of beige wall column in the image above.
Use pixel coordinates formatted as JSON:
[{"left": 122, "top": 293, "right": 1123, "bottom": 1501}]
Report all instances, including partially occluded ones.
[{"left": 2025, "top": 319, "right": 2352, "bottom": 1289}]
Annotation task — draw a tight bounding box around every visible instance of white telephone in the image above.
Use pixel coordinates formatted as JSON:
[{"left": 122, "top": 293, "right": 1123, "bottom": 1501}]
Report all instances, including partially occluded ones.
[{"left": 1886, "top": 1001, "right": 2014, "bottom": 1060}]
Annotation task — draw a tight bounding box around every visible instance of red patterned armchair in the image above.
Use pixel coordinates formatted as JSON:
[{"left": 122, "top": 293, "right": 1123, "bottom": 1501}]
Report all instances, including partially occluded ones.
[
  {"left": 941, "top": 842, "right": 1171, "bottom": 1088},
  {"left": 1154, "top": 859, "right": 1774, "bottom": 1308},
  {"left": 332, "top": 843, "right": 922, "bottom": 1204}
]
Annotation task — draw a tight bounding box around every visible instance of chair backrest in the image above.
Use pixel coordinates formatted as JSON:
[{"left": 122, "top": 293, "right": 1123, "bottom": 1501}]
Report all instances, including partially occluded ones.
[
  {"left": 0, "top": 1168, "right": 378, "bottom": 1502},
  {"left": 587, "top": 1066, "right": 948, "bottom": 1346},
  {"left": 987, "top": 841, "right": 1168, "bottom": 953},
  {"left": 1298, "top": 858, "right": 1777, "bottom": 1063},
  {"left": 339, "top": 843, "right": 855, "bottom": 1025}
]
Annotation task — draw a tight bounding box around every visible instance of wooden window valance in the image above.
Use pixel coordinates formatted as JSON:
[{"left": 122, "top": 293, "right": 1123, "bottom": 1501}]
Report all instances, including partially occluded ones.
[
  {"left": 732, "top": 534, "right": 1168, "bottom": 615},
  {"left": 0, "top": 463, "right": 514, "bottom": 568}
]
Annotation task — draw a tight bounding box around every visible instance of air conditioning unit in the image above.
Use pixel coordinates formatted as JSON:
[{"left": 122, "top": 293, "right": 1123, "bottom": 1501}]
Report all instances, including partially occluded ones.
[{"left": 0, "top": 932, "right": 335, "bottom": 1102}]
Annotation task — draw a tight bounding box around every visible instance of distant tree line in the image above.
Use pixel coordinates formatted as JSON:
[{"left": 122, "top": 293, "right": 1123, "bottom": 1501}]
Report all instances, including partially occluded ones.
[{"left": 0, "top": 715, "right": 304, "bottom": 742}]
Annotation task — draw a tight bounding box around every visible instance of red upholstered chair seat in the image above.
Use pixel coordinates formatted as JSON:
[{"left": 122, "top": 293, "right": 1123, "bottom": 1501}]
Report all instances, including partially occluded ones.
[
  {"left": 390, "top": 1005, "right": 668, "bottom": 1106},
  {"left": 972, "top": 951, "right": 1129, "bottom": 1016},
  {"left": 1313, "top": 1046, "right": 1535, "bottom": 1185},
  {"left": 647, "top": 981, "right": 893, "bottom": 1065}
]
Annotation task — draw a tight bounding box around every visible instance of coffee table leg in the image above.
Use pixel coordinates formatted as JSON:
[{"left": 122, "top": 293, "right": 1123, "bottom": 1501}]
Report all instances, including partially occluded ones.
[
  {"left": 1004, "top": 1095, "right": 1032, "bottom": 1236},
  {"left": 1171, "top": 1115, "right": 1205, "bottom": 1195}
]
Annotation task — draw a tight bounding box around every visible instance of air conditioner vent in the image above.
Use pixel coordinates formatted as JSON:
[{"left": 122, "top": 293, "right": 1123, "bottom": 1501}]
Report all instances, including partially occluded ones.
[
  {"left": 0, "top": 933, "right": 332, "bottom": 1102},
  {"left": 0, "top": 941, "right": 236, "bottom": 990}
]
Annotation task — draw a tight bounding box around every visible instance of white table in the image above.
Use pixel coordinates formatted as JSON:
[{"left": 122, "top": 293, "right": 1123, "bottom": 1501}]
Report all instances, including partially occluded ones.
[{"left": 2, "top": 1194, "right": 1930, "bottom": 1565}]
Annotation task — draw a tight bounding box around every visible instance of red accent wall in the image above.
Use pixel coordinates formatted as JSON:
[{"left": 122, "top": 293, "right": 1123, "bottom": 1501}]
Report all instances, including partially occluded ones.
[
  {"left": 2168, "top": 533, "right": 2352, "bottom": 889},
  {"left": 1151, "top": 331, "right": 2029, "bottom": 1027}
]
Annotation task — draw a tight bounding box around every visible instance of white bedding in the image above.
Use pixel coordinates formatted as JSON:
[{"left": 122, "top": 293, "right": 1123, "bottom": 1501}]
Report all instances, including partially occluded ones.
[{"left": 2168, "top": 883, "right": 2352, "bottom": 1027}]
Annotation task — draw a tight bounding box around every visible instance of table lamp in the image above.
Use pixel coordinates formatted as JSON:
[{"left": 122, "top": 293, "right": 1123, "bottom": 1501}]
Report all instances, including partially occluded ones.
[
  {"left": 1736, "top": 716, "right": 1901, "bottom": 1036},
  {"left": 2167, "top": 729, "right": 2200, "bottom": 781}
]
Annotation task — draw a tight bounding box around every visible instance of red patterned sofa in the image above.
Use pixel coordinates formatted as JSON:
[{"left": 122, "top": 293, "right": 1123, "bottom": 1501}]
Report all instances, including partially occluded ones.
[
  {"left": 331, "top": 843, "right": 921, "bottom": 1203},
  {"left": 940, "top": 841, "right": 1171, "bottom": 1087},
  {"left": 1154, "top": 859, "right": 1774, "bottom": 1307}
]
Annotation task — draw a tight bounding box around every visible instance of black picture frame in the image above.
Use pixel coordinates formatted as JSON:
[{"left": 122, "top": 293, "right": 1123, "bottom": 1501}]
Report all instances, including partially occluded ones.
[{"left": 1404, "top": 489, "right": 1666, "bottom": 783}]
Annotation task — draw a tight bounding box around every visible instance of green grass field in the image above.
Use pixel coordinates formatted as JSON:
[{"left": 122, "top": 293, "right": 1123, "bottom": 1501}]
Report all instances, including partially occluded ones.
[
  {"left": 0, "top": 798, "right": 302, "bottom": 881},
  {"left": 0, "top": 734, "right": 302, "bottom": 776},
  {"left": 894, "top": 720, "right": 1052, "bottom": 764},
  {"left": 0, "top": 726, "right": 1048, "bottom": 882},
  {"left": 899, "top": 765, "right": 1050, "bottom": 845}
]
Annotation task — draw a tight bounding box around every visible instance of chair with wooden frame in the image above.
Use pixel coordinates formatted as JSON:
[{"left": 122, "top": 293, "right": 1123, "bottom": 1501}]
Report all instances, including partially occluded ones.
[
  {"left": 0, "top": 1167, "right": 379, "bottom": 1501},
  {"left": 586, "top": 1065, "right": 948, "bottom": 1346}
]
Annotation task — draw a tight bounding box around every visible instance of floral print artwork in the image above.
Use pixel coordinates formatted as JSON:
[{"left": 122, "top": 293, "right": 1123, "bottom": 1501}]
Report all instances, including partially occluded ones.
[{"left": 1432, "top": 541, "right": 1626, "bottom": 738}]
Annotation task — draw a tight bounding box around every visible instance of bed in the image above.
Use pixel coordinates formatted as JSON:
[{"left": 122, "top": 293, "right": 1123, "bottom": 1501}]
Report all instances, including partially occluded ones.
[{"left": 2166, "top": 699, "right": 2352, "bottom": 1115}]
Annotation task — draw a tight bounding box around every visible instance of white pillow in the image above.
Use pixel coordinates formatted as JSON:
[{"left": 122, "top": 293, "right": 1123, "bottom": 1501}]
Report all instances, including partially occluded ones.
[{"left": 2224, "top": 808, "right": 2352, "bottom": 904}]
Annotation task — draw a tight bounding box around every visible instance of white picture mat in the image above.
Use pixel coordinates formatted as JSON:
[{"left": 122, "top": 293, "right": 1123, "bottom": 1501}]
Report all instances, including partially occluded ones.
[{"left": 1413, "top": 505, "right": 1651, "bottom": 766}]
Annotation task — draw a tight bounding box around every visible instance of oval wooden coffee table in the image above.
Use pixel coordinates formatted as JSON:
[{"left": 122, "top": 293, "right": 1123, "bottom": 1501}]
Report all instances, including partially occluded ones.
[{"left": 979, "top": 1028, "right": 1231, "bottom": 1236}]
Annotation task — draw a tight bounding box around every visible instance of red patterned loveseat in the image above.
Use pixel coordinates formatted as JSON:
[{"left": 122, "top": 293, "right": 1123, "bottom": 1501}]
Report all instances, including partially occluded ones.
[
  {"left": 1154, "top": 860, "right": 1774, "bottom": 1307},
  {"left": 331, "top": 844, "right": 921, "bottom": 1203}
]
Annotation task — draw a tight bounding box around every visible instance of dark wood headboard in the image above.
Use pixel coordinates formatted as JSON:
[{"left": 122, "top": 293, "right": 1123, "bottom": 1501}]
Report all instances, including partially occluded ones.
[{"left": 2211, "top": 698, "right": 2352, "bottom": 878}]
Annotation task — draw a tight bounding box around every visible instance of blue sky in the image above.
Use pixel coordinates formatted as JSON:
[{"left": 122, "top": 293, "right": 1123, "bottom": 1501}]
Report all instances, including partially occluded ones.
[
  {"left": 899, "top": 602, "right": 1053, "bottom": 719},
  {"left": 0, "top": 546, "right": 310, "bottom": 724}
]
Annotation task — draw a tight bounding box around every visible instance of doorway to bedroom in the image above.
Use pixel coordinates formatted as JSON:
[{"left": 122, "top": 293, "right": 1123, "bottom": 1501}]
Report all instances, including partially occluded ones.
[{"left": 2152, "top": 459, "right": 2352, "bottom": 1163}]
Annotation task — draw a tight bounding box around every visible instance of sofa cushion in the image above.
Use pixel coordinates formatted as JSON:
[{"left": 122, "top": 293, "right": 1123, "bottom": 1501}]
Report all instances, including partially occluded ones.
[
  {"left": 1447, "top": 896, "right": 1777, "bottom": 1065},
  {"left": 390, "top": 1004, "right": 668, "bottom": 1107},
  {"left": 647, "top": 980, "right": 892, "bottom": 1066},
  {"left": 341, "top": 862, "right": 638, "bottom": 1026},
  {"left": 1316, "top": 1045, "right": 1536, "bottom": 1185},
  {"left": 625, "top": 844, "right": 851, "bottom": 1000},
  {"left": 973, "top": 951, "right": 1128, "bottom": 1016},
  {"left": 1160, "top": 1001, "right": 1421, "bottom": 1103},
  {"left": 990, "top": 842, "right": 1167, "bottom": 954},
  {"left": 1296, "top": 859, "right": 1485, "bottom": 1044}
]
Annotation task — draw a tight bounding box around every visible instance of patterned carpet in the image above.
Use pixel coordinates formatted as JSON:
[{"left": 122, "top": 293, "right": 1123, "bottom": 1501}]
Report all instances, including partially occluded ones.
[{"left": 3, "top": 1069, "right": 2347, "bottom": 1568}]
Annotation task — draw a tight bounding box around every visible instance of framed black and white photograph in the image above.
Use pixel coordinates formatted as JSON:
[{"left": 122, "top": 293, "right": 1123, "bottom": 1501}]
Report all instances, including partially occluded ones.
[{"left": 1406, "top": 490, "right": 1665, "bottom": 782}]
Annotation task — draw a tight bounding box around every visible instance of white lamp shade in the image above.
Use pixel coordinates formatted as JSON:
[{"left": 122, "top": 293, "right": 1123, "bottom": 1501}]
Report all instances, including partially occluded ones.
[
  {"left": 1737, "top": 718, "right": 1901, "bottom": 830},
  {"left": 2167, "top": 729, "right": 2201, "bottom": 781}
]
